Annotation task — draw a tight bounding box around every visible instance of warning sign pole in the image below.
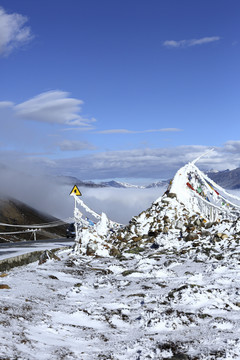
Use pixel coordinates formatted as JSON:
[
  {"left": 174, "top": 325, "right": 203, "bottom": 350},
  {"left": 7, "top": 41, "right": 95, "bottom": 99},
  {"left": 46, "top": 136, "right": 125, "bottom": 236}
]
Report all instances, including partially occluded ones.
[
  {"left": 70, "top": 185, "right": 82, "bottom": 197},
  {"left": 69, "top": 185, "right": 82, "bottom": 245},
  {"left": 70, "top": 184, "right": 82, "bottom": 218}
]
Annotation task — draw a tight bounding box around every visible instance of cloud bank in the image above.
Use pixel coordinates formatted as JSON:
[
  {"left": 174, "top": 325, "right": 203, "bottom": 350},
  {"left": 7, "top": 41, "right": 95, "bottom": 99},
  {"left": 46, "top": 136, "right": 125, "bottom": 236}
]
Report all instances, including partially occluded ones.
[
  {"left": 0, "top": 162, "right": 166, "bottom": 224},
  {"left": 0, "top": 6, "right": 33, "bottom": 56},
  {"left": 38, "top": 143, "right": 240, "bottom": 180},
  {"left": 163, "top": 36, "right": 220, "bottom": 48},
  {"left": 0, "top": 143, "right": 240, "bottom": 224}
]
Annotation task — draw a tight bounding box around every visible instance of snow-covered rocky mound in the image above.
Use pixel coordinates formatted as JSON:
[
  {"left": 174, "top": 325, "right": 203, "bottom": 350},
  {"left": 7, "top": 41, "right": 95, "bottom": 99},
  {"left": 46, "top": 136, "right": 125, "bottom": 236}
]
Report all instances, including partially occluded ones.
[
  {"left": 72, "top": 160, "right": 240, "bottom": 257},
  {"left": 111, "top": 161, "right": 240, "bottom": 257}
]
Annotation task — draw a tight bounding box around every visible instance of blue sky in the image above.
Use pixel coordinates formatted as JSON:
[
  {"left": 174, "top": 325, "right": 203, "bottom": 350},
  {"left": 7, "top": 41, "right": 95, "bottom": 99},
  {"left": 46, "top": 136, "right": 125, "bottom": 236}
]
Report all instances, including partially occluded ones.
[{"left": 0, "top": 0, "right": 240, "bottom": 183}]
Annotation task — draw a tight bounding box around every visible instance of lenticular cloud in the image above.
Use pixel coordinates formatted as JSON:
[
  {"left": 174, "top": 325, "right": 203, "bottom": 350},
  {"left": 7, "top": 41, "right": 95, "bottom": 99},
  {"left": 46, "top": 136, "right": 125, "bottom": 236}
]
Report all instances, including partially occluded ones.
[{"left": 14, "top": 90, "right": 96, "bottom": 127}]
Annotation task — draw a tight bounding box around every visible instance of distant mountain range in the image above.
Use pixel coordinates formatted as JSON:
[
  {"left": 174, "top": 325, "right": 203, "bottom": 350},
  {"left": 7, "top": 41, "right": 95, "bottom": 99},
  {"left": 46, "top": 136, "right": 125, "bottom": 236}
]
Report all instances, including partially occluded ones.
[
  {"left": 56, "top": 176, "right": 169, "bottom": 189},
  {"left": 206, "top": 168, "right": 240, "bottom": 190},
  {"left": 56, "top": 167, "right": 240, "bottom": 190}
]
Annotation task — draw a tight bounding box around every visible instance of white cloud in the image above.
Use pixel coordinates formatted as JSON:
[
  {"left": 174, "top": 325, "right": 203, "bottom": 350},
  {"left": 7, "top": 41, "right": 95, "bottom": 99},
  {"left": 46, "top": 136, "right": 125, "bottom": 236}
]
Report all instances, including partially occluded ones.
[
  {"left": 223, "top": 140, "right": 240, "bottom": 153},
  {"left": 45, "top": 143, "right": 240, "bottom": 180},
  {"left": 59, "top": 140, "right": 96, "bottom": 151},
  {"left": 97, "top": 128, "right": 182, "bottom": 134},
  {"left": 0, "top": 6, "right": 33, "bottom": 56},
  {"left": 0, "top": 101, "right": 14, "bottom": 108},
  {"left": 163, "top": 36, "right": 220, "bottom": 48},
  {"left": 15, "top": 90, "right": 96, "bottom": 126},
  {"left": 47, "top": 146, "right": 212, "bottom": 180},
  {"left": 0, "top": 143, "right": 239, "bottom": 183},
  {"left": 80, "top": 187, "right": 164, "bottom": 224},
  {"left": 0, "top": 90, "right": 96, "bottom": 127}
]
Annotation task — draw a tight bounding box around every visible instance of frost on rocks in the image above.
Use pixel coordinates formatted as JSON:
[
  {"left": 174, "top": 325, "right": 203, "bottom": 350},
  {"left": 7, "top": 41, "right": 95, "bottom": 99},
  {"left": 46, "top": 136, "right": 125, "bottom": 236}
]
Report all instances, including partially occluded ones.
[
  {"left": 72, "top": 195, "right": 121, "bottom": 257},
  {"left": 72, "top": 160, "right": 240, "bottom": 258},
  {"left": 1, "top": 159, "right": 240, "bottom": 359}
]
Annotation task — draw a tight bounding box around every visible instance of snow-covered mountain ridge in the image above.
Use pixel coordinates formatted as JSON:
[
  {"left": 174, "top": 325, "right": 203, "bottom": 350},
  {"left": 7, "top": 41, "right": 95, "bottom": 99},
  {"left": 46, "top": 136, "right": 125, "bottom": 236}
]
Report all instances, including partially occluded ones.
[
  {"left": 55, "top": 175, "right": 170, "bottom": 189},
  {"left": 57, "top": 166, "right": 240, "bottom": 189}
]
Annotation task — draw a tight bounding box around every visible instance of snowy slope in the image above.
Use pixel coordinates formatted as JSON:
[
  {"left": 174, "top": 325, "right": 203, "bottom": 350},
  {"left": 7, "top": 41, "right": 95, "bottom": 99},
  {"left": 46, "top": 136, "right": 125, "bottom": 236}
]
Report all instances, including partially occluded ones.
[
  {"left": 0, "top": 237, "right": 239, "bottom": 359},
  {"left": 1, "top": 160, "right": 240, "bottom": 359}
]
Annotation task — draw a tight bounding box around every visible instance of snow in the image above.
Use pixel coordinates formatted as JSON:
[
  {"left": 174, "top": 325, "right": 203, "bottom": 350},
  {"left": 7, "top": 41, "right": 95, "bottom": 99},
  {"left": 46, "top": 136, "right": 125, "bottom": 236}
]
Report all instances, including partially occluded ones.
[
  {"left": 0, "top": 243, "right": 239, "bottom": 360},
  {"left": 1, "top": 160, "right": 240, "bottom": 359}
]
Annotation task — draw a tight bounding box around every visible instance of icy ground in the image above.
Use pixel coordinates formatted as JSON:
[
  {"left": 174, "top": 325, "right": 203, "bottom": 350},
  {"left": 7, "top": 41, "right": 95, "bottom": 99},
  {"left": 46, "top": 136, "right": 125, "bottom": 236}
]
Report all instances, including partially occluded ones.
[{"left": 0, "top": 245, "right": 240, "bottom": 360}]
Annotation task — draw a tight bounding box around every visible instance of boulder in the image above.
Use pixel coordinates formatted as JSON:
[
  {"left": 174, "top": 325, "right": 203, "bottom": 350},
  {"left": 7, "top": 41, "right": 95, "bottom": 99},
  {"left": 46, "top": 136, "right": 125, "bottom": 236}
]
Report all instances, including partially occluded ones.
[{"left": 184, "top": 233, "right": 199, "bottom": 242}]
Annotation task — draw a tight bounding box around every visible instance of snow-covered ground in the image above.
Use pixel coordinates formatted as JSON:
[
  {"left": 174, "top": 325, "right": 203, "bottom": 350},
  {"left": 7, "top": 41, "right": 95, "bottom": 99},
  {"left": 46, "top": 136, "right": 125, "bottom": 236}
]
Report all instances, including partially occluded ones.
[
  {"left": 0, "top": 244, "right": 239, "bottom": 360},
  {"left": 1, "top": 161, "right": 240, "bottom": 359}
]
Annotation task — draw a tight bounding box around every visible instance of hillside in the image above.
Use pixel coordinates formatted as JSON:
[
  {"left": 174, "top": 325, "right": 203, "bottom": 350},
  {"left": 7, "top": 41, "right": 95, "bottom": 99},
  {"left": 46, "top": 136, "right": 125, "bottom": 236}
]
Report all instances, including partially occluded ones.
[
  {"left": 207, "top": 167, "right": 240, "bottom": 189},
  {"left": 0, "top": 197, "right": 67, "bottom": 242}
]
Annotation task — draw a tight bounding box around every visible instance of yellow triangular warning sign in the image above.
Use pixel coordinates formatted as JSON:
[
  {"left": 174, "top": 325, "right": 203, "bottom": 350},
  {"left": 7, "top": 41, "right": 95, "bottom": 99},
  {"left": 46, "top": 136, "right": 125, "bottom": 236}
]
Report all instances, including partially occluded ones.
[{"left": 70, "top": 185, "right": 82, "bottom": 196}]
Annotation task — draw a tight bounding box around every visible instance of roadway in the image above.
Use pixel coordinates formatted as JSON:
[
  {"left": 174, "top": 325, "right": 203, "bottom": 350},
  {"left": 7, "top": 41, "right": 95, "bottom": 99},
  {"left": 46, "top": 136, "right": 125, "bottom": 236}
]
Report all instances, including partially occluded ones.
[{"left": 0, "top": 238, "right": 75, "bottom": 260}]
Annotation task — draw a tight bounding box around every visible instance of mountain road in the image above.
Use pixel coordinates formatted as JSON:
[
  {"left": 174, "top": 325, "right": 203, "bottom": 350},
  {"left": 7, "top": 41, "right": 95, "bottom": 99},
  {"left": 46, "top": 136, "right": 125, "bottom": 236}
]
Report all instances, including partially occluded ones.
[{"left": 0, "top": 238, "right": 75, "bottom": 261}]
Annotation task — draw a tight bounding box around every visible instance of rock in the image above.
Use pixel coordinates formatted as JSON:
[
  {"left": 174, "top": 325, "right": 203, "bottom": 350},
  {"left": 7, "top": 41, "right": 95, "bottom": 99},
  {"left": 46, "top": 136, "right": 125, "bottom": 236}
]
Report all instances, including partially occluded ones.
[
  {"left": 163, "top": 215, "right": 170, "bottom": 223},
  {"left": 186, "top": 225, "right": 196, "bottom": 233},
  {"left": 205, "top": 222, "right": 214, "bottom": 229},
  {"left": 201, "top": 230, "right": 211, "bottom": 237},
  {"left": 169, "top": 353, "right": 189, "bottom": 360},
  {"left": 150, "top": 243, "right": 160, "bottom": 249},
  {"left": 109, "top": 247, "right": 122, "bottom": 258},
  {"left": 74, "top": 283, "right": 82, "bottom": 288},
  {"left": 38, "top": 250, "right": 61, "bottom": 265},
  {"left": 162, "top": 198, "right": 171, "bottom": 204},
  {"left": 86, "top": 243, "right": 97, "bottom": 256},
  {"left": 192, "top": 241, "right": 201, "bottom": 247},
  {"left": 184, "top": 233, "right": 199, "bottom": 242},
  {"left": 168, "top": 192, "right": 177, "bottom": 198},
  {"left": 48, "top": 275, "right": 59, "bottom": 280},
  {"left": 122, "top": 269, "right": 138, "bottom": 276},
  {"left": 131, "top": 236, "right": 142, "bottom": 242},
  {"left": 0, "top": 284, "right": 10, "bottom": 289},
  {"left": 194, "top": 219, "right": 202, "bottom": 226},
  {"left": 0, "top": 273, "right": 8, "bottom": 277},
  {"left": 163, "top": 226, "right": 169, "bottom": 234},
  {"left": 126, "top": 246, "right": 144, "bottom": 254},
  {"left": 216, "top": 232, "right": 228, "bottom": 240},
  {"left": 221, "top": 234, "right": 229, "bottom": 239},
  {"left": 148, "top": 231, "right": 158, "bottom": 237},
  {"left": 215, "top": 254, "right": 224, "bottom": 261}
]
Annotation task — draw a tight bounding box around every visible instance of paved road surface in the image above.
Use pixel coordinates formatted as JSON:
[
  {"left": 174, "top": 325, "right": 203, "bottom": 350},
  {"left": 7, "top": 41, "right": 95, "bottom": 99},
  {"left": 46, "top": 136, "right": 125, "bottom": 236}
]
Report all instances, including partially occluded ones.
[{"left": 0, "top": 238, "right": 75, "bottom": 260}]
